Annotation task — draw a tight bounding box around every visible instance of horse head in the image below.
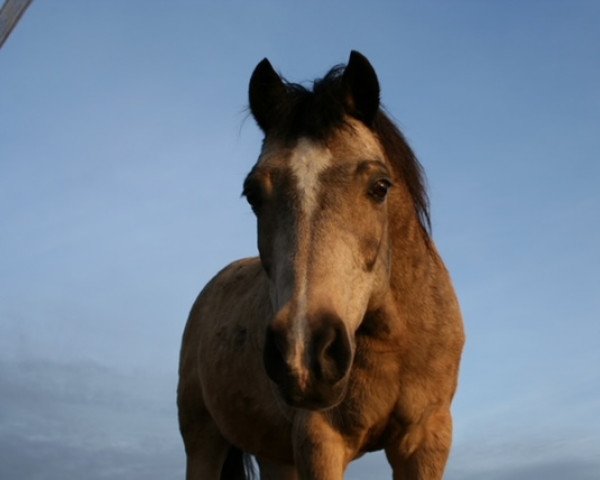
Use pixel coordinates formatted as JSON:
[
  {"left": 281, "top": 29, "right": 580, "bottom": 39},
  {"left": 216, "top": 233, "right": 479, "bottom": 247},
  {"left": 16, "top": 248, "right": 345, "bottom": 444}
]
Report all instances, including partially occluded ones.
[{"left": 245, "top": 51, "right": 416, "bottom": 410}]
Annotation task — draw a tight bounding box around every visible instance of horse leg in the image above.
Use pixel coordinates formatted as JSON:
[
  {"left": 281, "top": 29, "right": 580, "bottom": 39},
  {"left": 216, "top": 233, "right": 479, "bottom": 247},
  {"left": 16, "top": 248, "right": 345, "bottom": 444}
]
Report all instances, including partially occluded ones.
[
  {"left": 385, "top": 408, "right": 453, "bottom": 480},
  {"left": 257, "top": 457, "right": 299, "bottom": 480},
  {"left": 179, "top": 405, "right": 231, "bottom": 480},
  {"left": 292, "top": 412, "right": 347, "bottom": 480}
]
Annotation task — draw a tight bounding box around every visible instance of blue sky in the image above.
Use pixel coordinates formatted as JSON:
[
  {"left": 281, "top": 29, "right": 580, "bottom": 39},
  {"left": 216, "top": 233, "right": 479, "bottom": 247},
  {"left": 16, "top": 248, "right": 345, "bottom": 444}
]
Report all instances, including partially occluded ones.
[{"left": 1, "top": 2, "right": 599, "bottom": 479}]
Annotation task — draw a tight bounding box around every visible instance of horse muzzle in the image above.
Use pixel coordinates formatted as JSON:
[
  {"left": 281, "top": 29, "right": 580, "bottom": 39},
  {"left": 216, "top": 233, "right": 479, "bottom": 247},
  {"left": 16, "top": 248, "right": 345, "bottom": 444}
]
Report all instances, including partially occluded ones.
[{"left": 263, "top": 311, "right": 353, "bottom": 410}]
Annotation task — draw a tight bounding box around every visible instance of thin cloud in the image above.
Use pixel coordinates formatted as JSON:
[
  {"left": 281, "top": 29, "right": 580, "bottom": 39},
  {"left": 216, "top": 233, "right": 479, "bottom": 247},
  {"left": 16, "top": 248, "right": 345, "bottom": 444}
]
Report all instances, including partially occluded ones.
[
  {"left": 449, "top": 458, "right": 600, "bottom": 480},
  {"left": 0, "top": 357, "right": 184, "bottom": 480}
]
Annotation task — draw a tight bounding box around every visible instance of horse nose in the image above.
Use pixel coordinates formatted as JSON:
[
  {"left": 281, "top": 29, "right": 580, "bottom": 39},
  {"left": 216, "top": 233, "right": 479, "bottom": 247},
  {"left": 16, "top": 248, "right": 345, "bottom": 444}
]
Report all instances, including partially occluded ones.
[
  {"left": 309, "top": 313, "right": 353, "bottom": 385},
  {"left": 263, "top": 312, "right": 354, "bottom": 408}
]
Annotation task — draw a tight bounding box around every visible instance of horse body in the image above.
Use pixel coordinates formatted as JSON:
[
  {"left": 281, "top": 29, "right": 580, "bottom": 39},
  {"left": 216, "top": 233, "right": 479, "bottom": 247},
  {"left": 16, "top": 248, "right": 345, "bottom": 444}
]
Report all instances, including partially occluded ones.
[{"left": 178, "top": 52, "right": 464, "bottom": 479}]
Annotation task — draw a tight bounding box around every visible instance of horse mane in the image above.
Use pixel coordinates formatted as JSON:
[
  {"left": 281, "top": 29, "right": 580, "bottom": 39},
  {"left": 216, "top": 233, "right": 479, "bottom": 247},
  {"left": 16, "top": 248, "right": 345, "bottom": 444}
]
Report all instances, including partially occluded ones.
[{"left": 267, "top": 65, "right": 431, "bottom": 234}]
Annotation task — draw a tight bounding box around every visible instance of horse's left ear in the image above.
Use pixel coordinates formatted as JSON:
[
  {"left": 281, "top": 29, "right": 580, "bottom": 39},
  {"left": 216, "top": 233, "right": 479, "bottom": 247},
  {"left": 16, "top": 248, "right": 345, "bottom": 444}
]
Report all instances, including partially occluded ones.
[{"left": 342, "top": 51, "right": 380, "bottom": 125}]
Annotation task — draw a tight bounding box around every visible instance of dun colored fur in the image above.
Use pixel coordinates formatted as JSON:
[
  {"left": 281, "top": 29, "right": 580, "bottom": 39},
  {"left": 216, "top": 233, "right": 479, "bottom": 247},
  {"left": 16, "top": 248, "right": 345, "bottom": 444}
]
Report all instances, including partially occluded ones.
[{"left": 178, "top": 51, "right": 465, "bottom": 479}]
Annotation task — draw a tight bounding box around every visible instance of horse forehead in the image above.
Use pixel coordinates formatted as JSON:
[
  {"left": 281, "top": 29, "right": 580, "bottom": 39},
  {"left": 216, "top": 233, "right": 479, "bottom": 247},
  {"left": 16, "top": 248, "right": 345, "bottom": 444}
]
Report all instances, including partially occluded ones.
[
  {"left": 254, "top": 123, "right": 384, "bottom": 219},
  {"left": 289, "top": 139, "right": 332, "bottom": 202},
  {"left": 284, "top": 128, "right": 384, "bottom": 205},
  {"left": 258, "top": 121, "right": 383, "bottom": 176}
]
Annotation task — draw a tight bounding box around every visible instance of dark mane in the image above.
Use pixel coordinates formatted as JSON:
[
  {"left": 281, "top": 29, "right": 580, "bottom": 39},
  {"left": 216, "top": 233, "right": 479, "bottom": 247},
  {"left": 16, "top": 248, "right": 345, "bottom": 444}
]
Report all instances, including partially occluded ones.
[
  {"left": 373, "top": 111, "right": 431, "bottom": 233},
  {"left": 269, "top": 66, "right": 431, "bottom": 234}
]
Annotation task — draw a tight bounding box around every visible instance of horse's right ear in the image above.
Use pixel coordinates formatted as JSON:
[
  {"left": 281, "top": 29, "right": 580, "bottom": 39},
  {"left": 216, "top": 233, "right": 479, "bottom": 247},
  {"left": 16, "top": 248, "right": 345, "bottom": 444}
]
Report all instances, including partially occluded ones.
[{"left": 249, "top": 58, "right": 286, "bottom": 133}]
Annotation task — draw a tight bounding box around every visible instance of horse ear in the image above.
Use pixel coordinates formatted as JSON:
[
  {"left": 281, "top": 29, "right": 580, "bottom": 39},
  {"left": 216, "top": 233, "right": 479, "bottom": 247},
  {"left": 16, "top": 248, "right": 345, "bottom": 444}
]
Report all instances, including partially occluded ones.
[
  {"left": 249, "top": 58, "right": 286, "bottom": 133},
  {"left": 342, "top": 51, "right": 380, "bottom": 125}
]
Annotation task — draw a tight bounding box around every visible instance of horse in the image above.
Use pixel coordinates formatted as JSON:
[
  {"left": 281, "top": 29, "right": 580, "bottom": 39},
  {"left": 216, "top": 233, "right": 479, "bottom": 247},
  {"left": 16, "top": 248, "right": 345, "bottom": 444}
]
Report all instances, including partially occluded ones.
[{"left": 177, "top": 51, "right": 465, "bottom": 480}]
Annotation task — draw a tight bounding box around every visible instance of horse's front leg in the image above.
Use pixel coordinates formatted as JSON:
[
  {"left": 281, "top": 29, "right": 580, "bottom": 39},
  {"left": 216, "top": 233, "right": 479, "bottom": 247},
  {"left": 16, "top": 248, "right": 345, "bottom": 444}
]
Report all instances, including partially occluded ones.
[
  {"left": 257, "top": 457, "right": 299, "bottom": 480},
  {"left": 292, "top": 411, "right": 348, "bottom": 480},
  {"left": 385, "top": 408, "right": 453, "bottom": 480}
]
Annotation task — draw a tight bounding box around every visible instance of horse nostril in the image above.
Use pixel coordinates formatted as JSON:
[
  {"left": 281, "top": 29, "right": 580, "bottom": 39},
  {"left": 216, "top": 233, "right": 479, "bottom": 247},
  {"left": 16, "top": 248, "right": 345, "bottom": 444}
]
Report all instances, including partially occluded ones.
[
  {"left": 310, "top": 316, "right": 352, "bottom": 384},
  {"left": 263, "top": 324, "right": 290, "bottom": 384}
]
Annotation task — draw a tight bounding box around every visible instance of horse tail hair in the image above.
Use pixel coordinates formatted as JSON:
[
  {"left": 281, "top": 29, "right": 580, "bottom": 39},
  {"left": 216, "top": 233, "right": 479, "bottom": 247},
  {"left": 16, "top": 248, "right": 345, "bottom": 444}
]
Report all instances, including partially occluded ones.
[{"left": 220, "top": 446, "right": 256, "bottom": 480}]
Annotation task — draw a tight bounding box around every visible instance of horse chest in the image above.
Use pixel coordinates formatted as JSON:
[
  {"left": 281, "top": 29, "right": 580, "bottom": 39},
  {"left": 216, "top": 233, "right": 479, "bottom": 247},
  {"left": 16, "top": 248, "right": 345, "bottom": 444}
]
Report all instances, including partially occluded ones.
[{"left": 330, "top": 343, "right": 405, "bottom": 454}]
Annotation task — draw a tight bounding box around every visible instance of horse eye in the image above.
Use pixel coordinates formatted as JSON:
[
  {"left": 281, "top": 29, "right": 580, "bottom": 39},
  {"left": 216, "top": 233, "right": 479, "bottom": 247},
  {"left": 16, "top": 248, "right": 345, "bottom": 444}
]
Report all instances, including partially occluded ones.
[
  {"left": 243, "top": 185, "right": 263, "bottom": 213},
  {"left": 368, "top": 178, "right": 393, "bottom": 202}
]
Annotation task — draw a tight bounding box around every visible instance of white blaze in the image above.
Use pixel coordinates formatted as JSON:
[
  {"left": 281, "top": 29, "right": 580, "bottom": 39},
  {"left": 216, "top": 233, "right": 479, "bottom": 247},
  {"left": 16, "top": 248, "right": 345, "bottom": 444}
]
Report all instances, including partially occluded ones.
[
  {"left": 291, "top": 139, "right": 332, "bottom": 218},
  {"left": 288, "top": 139, "right": 332, "bottom": 382}
]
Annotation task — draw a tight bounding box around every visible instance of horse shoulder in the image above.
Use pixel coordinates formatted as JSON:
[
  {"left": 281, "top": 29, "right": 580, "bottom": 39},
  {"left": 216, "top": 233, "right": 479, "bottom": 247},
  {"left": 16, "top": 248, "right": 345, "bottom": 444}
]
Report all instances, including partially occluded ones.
[{"left": 178, "top": 258, "right": 265, "bottom": 408}]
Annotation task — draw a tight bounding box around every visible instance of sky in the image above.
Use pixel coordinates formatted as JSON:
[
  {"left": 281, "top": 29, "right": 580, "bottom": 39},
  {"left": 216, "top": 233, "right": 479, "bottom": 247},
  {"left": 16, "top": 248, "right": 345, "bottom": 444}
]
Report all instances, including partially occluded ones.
[{"left": 1, "top": 1, "right": 599, "bottom": 479}]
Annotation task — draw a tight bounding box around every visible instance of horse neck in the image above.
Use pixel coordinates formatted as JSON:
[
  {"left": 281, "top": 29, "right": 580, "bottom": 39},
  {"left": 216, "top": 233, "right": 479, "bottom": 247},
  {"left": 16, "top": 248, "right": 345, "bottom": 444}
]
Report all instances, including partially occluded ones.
[{"left": 387, "top": 194, "right": 440, "bottom": 309}]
